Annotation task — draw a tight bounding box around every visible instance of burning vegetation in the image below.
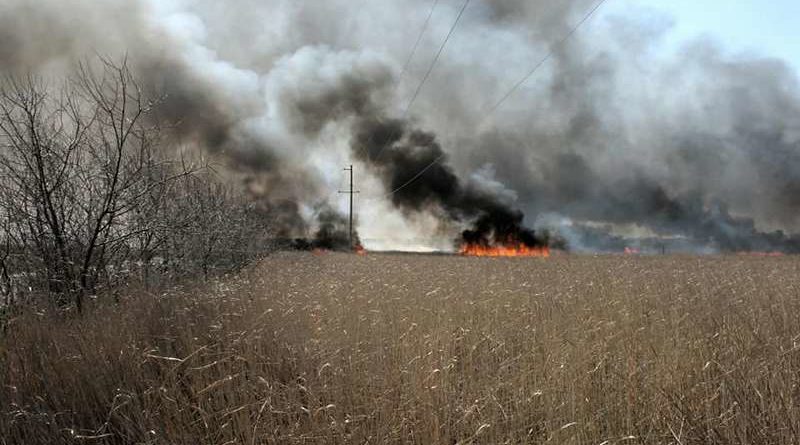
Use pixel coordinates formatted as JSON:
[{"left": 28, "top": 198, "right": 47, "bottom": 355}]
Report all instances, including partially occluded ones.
[
  {"left": 2, "top": 0, "right": 800, "bottom": 264},
  {"left": 459, "top": 243, "right": 550, "bottom": 257},
  {"left": 352, "top": 117, "right": 559, "bottom": 256},
  {"left": 459, "top": 209, "right": 553, "bottom": 257}
]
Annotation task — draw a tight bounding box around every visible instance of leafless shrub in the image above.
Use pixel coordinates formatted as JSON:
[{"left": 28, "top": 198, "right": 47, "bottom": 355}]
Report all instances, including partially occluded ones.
[
  {"left": 157, "top": 172, "right": 276, "bottom": 281},
  {"left": 0, "top": 58, "right": 276, "bottom": 312}
]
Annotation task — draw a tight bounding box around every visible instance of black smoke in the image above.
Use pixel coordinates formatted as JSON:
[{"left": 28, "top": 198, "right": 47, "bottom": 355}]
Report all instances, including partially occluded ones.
[
  {"left": 312, "top": 206, "right": 360, "bottom": 251},
  {"left": 3, "top": 0, "right": 800, "bottom": 254},
  {"left": 352, "top": 117, "right": 550, "bottom": 249}
]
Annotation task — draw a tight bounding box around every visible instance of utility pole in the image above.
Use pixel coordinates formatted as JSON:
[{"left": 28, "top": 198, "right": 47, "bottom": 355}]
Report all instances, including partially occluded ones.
[{"left": 339, "top": 165, "right": 360, "bottom": 251}]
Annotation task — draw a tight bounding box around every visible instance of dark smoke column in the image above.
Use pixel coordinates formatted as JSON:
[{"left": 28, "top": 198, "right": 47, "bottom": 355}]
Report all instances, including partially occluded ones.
[{"left": 351, "top": 116, "right": 554, "bottom": 252}]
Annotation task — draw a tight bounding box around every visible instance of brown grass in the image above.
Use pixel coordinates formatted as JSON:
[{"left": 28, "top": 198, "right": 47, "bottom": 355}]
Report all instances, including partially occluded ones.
[{"left": 2, "top": 252, "right": 800, "bottom": 444}]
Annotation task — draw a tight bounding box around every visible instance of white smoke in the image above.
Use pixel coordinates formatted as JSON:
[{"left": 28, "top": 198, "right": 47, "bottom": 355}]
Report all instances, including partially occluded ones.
[{"left": 2, "top": 0, "right": 800, "bottom": 251}]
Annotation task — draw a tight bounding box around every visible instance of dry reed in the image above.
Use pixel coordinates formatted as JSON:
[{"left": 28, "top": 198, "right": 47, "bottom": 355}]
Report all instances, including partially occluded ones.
[{"left": 2, "top": 252, "right": 799, "bottom": 444}]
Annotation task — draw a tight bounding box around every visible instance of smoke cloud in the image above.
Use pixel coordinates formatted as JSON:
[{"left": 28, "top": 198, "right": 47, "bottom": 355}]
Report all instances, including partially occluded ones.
[
  {"left": 2, "top": 0, "right": 800, "bottom": 252},
  {"left": 351, "top": 117, "right": 549, "bottom": 248}
]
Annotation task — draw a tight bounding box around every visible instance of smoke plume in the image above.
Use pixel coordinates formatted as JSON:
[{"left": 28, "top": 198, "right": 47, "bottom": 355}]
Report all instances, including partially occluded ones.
[
  {"left": 351, "top": 117, "right": 549, "bottom": 249},
  {"left": 2, "top": 0, "right": 800, "bottom": 252}
]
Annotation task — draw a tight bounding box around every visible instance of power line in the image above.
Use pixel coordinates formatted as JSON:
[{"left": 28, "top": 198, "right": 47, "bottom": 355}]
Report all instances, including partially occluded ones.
[
  {"left": 487, "top": 0, "right": 609, "bottom": 115},
  {"left": 402, "top": 0, "right": 471, "bottom": 118},
  {"left": 399, "top": 0, "right": 441, "bottom": 79},
  {"left": 375, "top": 152, "right": 446, "bottom": 201},
  {"left": 339, "top": 1, "right": 468, "bottom": 208},
  {"left": 373, "top": 0, "right": 610, "bottom": 201},
  {"left": 370, "top": 0, "right": 472, "bottom": 162},
  {"left": 355, "top": 0, "right": 447, "bottom": 161}
]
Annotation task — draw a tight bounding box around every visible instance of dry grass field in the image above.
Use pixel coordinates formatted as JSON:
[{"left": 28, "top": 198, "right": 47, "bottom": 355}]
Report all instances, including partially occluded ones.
[{"left": 2, "top": 252, "right": 800, "bottom": 444}]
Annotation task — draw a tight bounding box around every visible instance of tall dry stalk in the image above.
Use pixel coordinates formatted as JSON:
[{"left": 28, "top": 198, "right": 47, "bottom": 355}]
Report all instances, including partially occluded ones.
[{"left": 2, "top": 253, "right": 799, "bottom": 444}]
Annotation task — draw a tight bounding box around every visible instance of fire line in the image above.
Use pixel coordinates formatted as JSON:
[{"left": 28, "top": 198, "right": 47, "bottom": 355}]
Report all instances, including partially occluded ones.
[{"left": 460, "top": 244, "right": 551, "bottom": 257}]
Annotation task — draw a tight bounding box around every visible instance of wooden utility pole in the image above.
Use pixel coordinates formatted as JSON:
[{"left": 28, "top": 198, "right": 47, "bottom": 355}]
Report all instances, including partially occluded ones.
[{"left": 339, "top": 165, "right": 360, "bottom": 250}]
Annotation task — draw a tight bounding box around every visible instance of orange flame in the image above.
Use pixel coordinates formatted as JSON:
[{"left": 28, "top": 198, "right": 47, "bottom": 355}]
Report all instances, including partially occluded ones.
[
  {"left": 460, "top": 243, "right": 550, "bottom": 257},
  {"left": 624, "top": 247, "right": 640, "bottom": 255},
  {"left": 355, "top": 245, "right": 367, "bottom": 255}
]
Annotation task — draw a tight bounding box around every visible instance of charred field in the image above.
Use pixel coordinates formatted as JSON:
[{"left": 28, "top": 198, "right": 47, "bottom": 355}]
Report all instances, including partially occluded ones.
[{"left": 3, "top": 252, "right": 800, "bottom": 444}]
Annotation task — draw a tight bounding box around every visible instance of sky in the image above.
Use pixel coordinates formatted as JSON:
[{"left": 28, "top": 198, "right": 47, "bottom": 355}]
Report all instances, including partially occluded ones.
[{"left": 604, "top": 0, "right": 800, "bottom": 72}]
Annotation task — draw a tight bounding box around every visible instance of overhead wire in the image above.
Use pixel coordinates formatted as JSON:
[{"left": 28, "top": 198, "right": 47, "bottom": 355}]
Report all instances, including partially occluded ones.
[
  {"left": 399, "top": 0, "right": 441, "bottom": 79},
  {"left": 401, "top": 0, "right": 471, "bottom": 119},
  {"left": 487, "top": 0, "right": 609, "bottom": 115},
  {"left": 345, "top": 0, "right": 449, "bottom": 211},
  {"left": 354, "top": 0, "right": 443, "bottom": 161},
  {"left": 369, "top": 0, "right": 472, "bottom": 162},
  {"left": 373, "top": 0, "right": 611, "bottom": 201}
]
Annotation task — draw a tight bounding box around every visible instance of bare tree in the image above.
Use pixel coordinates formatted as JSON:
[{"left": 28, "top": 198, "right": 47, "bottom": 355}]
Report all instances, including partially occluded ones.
[
  {"left": 0, "top": 218, "right": 14, "bottom": 308},
  {"left": 0, "top": 74, "right": 84, "bottom": 305},
  {"left": 0, "top": 57, "right": 282, "bottom": 313},
  {"left": 0, "top": 58, "right": 196, "bottom": 311},
  {"left": 158, "top": 171, "right": 275, "bottom": 280}
]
